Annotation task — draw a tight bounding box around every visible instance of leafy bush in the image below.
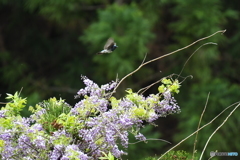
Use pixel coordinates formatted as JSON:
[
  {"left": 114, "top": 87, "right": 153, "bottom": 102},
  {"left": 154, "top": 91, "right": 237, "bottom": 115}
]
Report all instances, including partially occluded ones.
[{"left": 0, "top": 76, "right": 180, "bottom": 159}]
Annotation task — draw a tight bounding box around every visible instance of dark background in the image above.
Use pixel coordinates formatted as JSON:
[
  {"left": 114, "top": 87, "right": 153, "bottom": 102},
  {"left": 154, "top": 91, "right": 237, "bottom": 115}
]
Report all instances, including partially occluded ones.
[{"left": 0, "top": 0, "right": 239, "bottom": 159}]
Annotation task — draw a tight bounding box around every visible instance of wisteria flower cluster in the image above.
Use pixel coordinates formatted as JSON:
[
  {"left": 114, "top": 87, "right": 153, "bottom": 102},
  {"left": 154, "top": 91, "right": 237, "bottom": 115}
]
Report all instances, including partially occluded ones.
[{"left": 0, "top": 76, "right": 181, "bottom": 160}]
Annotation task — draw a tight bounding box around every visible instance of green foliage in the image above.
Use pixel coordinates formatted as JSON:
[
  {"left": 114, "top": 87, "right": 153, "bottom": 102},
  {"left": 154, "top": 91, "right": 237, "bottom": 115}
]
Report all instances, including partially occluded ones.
[
  {"left": 0, "top": 92, "right": 28, "bottom": 131},
  {"left": 29, "top": 97, "right": 71, "bottom": 134},
  {"left": 4, "top": 92, "right": 27, "bottom": 116},
  {"left": 160, "top": 150, "right": 191, "bottom": 160},
  {"left": 167, "top": 0, "right": 230, "bottom": 42},
  {"left": 0, "top": 52, "right": 28, "bottom": 89},
  {"left": 219, "top": 1, "right": 240, "bottom": 84},
  {"left": 162, "top": 0, "right": 237, "bottom": 80},
  {"left": 158, "top": 78, "right": 180, "bottom": 94},
  {"left": 124, "top": 85, "right": 179, "bottom": 121},
  {"left": 0, "top": 94, "right": 70, "bottom": 159},
  {"left": 0, "top": 76, "right": 182, "bottom": 159},
  {"left": 81, "top": 3, "right": 155, "bottom": 79},
  {"left": 143, "top": 156, "right": 158, "bottom": 160},
  {"left": 0, "top": 139, "right": 4, "bottom": 152},
  {"left": 99, "top": 152, "right": 117, "bottom": 160},
  {"left": 25, "top": 0, "right": 105, "bottom": 24}
]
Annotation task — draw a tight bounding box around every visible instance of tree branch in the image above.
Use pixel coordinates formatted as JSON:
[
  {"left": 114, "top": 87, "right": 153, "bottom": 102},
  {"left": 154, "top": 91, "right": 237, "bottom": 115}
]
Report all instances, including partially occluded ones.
[{"left": 110, "top": 29, "right": 226, "bottom": 96}]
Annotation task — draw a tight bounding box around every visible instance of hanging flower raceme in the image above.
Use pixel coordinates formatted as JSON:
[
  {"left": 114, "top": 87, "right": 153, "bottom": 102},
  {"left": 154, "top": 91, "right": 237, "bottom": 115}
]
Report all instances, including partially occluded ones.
[{"left": 0, "top": 76, "right": 181, "bottom": 159}]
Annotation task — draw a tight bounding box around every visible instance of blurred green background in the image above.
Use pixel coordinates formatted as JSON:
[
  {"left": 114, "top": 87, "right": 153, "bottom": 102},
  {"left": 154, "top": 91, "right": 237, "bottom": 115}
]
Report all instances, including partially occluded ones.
[{"left": 0, "top": 0, "right": 239, "bottom": 159}]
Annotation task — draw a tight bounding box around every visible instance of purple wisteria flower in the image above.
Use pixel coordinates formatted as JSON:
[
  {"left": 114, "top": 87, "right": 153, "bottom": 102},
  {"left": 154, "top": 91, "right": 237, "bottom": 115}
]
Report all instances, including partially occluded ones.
[
  {"left": 135, "top": 133, "right": 147, "bottom": 141},
  {"left": 62, "top": 145, "right": 89, "bottom": 160},
  {"left": 0, "top": 131, "right": 12, "bottom": 141},
  {"left": 156, "top": 91, "right": 181, "bottom": 117},
  {"left": 0, "top": 76, "right": 181, "bottom": 159},
  {"left": 75, "top": 76, "right": 117, "bottom": 99},
  {"left": 50, "top": 145, "right": 64, "bottom": 160},
  {"left": 72, "top": 77, "right": 180, "bottom": 158},
  {"left": 0, "top": 109, "right": 6, "bottom": 118}
]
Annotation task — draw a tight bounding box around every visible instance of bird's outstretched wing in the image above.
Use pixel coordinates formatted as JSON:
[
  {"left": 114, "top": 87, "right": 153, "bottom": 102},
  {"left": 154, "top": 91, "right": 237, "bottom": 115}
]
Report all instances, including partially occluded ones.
[{"left": 104, "top": 38, "right": 115, "bottom": 50}]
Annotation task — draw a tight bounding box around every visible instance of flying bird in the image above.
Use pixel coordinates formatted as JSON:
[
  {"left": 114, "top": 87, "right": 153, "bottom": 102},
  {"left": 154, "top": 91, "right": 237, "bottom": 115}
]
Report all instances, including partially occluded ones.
[{"left": 97, "top": 38, "right": 118, "bottom": 54}]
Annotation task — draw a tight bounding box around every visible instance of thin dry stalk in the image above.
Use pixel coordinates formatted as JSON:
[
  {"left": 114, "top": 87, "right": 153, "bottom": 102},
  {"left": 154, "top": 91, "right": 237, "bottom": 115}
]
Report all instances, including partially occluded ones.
[
  {"left": 110, "top": 30, "right": 226, "bottom": 96},
  {"left": 129, "top": 138, "right": 171, "bottom": 145},
  {"left": 192, "top": 92, "right": 210, "bottom": 160},
  {"left": 158, "top": 101, "right": 240, "bottom": 160},
  {"left": 177, "top": 42, "right": 217, "bottom": 78},
  {"left": 137, "top": 41, "right": 216, "bottom": 95},
  {"left": 199, "top": 102, "right": 240, "bottom": 160}
]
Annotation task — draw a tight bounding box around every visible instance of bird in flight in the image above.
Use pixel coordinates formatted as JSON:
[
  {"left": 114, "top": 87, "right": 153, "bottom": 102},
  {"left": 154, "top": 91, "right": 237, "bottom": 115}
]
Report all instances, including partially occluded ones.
[{"left": 97, "top": 38, "right": 118, "bottom": 54}]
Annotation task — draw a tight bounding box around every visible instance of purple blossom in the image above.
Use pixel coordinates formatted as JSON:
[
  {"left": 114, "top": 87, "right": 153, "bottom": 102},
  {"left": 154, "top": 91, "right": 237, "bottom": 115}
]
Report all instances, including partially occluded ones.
[
  {"left": 72, "top": 96, "right": 109, "bottom": 117},
  {"left": 50, "top": 145, "right": 64, "bottom": 160},
  {"left": 146, "top": 111, "right": 158, "bottom": 122},
  {"left": 14, "top": 117, "right": 31, "bottom": 128},
  {"left": 60, "top": 156, "right": 70, "bottom": 160},
  {"left": 30, "top": 108, "right": 47, "bottom": 121},
  {"left": 51, "top": 129, "right": 71, "bottom": 142},
  {"left": 33, "top": 135, "right": 47, "bottom": 149},
  {"left": 0, "top": 141, "right": 16, "bottom": 159},
  {"left": 31, "top": 123, "right": 43, "bottom": 131},
  {"left": 75, "top": 76, "right": 117, "bottom": 99},
  {"left": 105, "top": 129, "right": 116, "bottom": 146},
  {"left": 76, "top": 76, "right": 102, "bottom": 98},
  {"left": 0, "top": 131, "right": 12, "bottom": 141},
  {"left": 135, "top": 133, "right": 146, "bottom": 141},
  {"left": 119, "top": 131, "right": 129, "bottom": 148},
  {"left": 101, "top": 81, "right": 117, "bottom": 91},
  {"left": 0, "top": 76, "right": 181, "bottom": 159},
  {"left": 62, "top": 145, "right": 89, "bottom": 160},
  {"left": 0, "top": 109, "right": 6, "bottom": 118},
  {"left": 22, "top": 156, "right": 34, "bottom": 160},
  {"left": 119, "top": 98, "right": 136, "bottom": 110},
  {"left": 119, "top": 114, "right": 134, "bottom": 127},
  {"left": 155, "top": 91, "right": 180, "bottom": 117},
  {"left": 78, "top": 110, "right": 130, "bottom": 158},
  {"left": 18, "top": 135, "right": 31, "bottom": 150},
  {"left": 111, "top": 145, "right": 126, "bottom": 158}
]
